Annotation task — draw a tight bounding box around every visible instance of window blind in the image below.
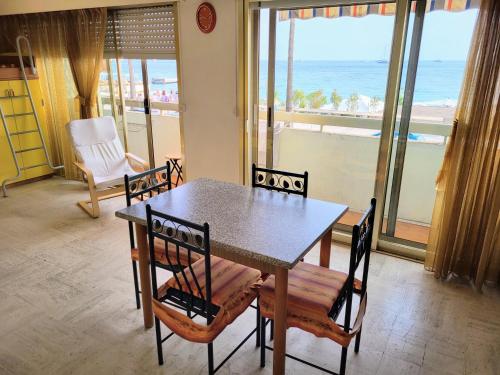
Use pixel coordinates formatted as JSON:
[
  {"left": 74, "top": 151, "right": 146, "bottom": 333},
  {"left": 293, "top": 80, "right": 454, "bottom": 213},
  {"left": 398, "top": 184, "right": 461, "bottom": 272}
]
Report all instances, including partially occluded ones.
[{"left": 104, "top": 5, "right": 176, "bottom": 60}]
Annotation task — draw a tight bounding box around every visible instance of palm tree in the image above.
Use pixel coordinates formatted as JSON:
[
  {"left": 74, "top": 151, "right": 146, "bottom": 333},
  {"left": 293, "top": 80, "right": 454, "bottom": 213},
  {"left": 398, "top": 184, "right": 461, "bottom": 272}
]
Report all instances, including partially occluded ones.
[
  {"left": 128, "top": 60, "right": 135, "bottom": 99},
  {"left": 347, "top": 93, "right": 359, "bottom": 113},
  {"left": 307, "top": 90, "right": 328, "bottom": 109},
  {"left": 293, "top": 89, "right": 306, "bottom": 108},
  {"left": 285, "top": 18, "right": 295, "bottom": 113},
  {"left": 370, "top": 96, "right": 381, "bottom": 112},
  {"left": 330, "top": 90, "right": 342, "bottom": 111},
  {"left": 274, "top": 90, "right": 281, "bottom": 107}
]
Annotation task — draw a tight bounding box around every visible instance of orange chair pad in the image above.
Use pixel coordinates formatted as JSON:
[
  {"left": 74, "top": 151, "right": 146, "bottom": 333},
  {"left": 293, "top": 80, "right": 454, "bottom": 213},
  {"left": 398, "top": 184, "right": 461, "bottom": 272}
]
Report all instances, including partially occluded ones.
[
  {"left": 131, "top": 237, "right": 202, "bottom": 267},
  {"left": 154, "top": 256, "right": 262, "bottom": 343},
  {"left": 259, "top": 262, "right": 364, "bottom": 347}
]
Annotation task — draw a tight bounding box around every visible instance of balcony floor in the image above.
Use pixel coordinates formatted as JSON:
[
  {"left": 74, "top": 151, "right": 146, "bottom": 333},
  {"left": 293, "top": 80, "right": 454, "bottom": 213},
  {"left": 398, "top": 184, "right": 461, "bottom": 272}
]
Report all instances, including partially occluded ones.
[
  {"left": 0, "top": 177, "right": 498, "bottom": 375},
  {"left": 339, "top": 211, "right": 431, "bottom": 244}
]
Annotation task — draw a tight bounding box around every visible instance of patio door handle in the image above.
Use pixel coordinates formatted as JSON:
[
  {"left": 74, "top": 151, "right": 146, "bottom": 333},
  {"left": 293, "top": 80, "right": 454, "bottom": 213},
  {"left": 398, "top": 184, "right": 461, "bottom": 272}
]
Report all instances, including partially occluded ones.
[
  {"left": 267, "top": 106, "right": 273, "bottom": 128},
  {"left": 144, "top": 98, "right": 150, "bottom": 115}
]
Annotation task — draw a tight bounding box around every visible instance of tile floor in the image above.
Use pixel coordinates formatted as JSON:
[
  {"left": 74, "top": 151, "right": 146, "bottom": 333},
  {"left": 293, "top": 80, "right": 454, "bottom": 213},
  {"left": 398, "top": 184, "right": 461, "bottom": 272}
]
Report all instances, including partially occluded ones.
[{"left": 0, "top": 177, "right": 498, "bottom": 375}]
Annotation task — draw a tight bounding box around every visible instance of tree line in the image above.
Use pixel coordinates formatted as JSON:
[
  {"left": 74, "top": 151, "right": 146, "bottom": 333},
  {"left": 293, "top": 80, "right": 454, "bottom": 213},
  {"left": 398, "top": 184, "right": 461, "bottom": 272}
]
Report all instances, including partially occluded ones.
[{"left": 271, "top": 89, "right": 382, "bottom": 113}]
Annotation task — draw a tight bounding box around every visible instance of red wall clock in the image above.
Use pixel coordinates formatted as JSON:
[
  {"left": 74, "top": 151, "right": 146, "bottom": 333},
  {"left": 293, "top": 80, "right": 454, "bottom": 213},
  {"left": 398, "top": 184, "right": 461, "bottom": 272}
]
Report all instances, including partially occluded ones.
[{"left": 196, "top": 2, "right": 216, "bottom": 34}]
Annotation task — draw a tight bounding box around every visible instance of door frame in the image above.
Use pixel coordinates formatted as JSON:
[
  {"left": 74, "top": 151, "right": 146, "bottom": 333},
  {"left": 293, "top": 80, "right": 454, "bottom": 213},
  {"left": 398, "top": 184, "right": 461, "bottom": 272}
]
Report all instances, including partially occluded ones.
[
  {"left": 101, "top": 2, "right": 184, "bottom": 172},
  {"left": 247, "top": 0, "right": 429, "bottom": 259}
]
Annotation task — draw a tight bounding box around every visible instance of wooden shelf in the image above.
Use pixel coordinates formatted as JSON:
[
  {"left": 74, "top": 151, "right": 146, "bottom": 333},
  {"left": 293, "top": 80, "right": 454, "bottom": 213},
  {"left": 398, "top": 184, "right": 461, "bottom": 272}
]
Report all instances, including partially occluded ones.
[
  {"left": 0, "top": 54, "right": 38, "bottom": 80},
  {"left": 0, "top": 67, "right": 38, "bottom": 81}
]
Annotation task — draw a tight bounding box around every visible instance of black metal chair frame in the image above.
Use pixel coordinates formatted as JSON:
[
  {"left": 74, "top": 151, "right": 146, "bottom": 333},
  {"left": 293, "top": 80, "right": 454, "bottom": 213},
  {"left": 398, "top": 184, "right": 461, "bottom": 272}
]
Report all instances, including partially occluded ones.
[
  {"left": 146, "top": 205, "right": 259, "bottom": 374},
  {"left": 169, "top": 157, "right": 183, "bottom": 186},
  {"left": 251, "top": 163, "right": 310, "bottom": 343},
  {"left": 259, "top": 198, "right": 376, "bottom": 375},
  {"left": 251, "top": 163, "right": 308, "bottom": 197},
  {"left": 124, "top": 162, "right": 173, "bottom": 309}
]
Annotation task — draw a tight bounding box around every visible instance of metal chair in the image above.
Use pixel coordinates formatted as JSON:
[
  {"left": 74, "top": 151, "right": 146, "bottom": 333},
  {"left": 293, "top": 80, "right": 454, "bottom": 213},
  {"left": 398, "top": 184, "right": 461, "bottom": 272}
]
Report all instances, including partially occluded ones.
[
  {"left": 124, "top": 163, "right": 202, "bottom": 309},
  {"left": 251, "top": 162, "right": 309, "bottom": 342},
  {"left": 258, "top": 198, "right": 376, "bottom": 375},
  {"left": 251, "top": 163, "right": 308, "bottom": 197},
  {"left": 146, "top": 205, "right": 262, "bottom": 374}
]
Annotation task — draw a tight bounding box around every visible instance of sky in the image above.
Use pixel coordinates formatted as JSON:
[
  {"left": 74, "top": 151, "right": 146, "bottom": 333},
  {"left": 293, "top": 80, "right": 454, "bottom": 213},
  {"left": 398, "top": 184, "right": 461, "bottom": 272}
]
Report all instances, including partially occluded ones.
[{"left": 260, "top": 9, "right": 478, "bottom": 61}]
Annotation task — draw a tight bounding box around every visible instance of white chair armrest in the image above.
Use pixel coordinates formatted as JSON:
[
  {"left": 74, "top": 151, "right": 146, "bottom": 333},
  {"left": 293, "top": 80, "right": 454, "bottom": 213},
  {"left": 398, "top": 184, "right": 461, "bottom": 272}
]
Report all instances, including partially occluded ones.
[
  {"left": 73, "top": 161, "right": 96, "bottom": 187},
  {"left": 126, "top": 153, "right": 149, "bottom": 172}
]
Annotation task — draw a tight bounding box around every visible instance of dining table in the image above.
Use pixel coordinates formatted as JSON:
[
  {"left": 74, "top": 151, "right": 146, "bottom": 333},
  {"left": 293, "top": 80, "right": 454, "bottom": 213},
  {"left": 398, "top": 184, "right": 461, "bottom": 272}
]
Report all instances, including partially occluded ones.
[{"left": 115, "top": 178, "right": 348, "bottom": 375}]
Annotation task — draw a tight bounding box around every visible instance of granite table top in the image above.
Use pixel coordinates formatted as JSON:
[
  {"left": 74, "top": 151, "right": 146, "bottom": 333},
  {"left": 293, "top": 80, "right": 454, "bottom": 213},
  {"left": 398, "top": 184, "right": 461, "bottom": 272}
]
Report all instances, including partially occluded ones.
[{"left": 115, "top": 178, "right": 348, "bottom": 271}]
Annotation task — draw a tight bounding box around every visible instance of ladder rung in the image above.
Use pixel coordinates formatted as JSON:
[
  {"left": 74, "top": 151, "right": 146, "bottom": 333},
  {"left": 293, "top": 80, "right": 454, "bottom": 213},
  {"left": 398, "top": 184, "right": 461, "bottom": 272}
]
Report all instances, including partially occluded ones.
[
  {"left": 21, "top": 163, "right": 48, "bottom": 171},
  {"left": 10, "top": 129, "right": 39, "bottom": 135},
  {"left": 0, "top": 95, "right": 29, "bottom": 99},
  {"left": 5, "top": 112, "right": 34, "bottom": 118},
  {"left": 15, "top": 146, "right": 43, "bottom": 153}
]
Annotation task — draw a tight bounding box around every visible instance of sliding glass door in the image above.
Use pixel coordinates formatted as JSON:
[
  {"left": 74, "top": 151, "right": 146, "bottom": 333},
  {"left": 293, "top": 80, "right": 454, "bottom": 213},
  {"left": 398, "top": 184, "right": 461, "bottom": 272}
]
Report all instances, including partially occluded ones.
[
  {"left": 249, "top": 0, "right": 479, "bottom": 257},
  {"left": 381, "top": 3, "right": 478, "bottom": 248},
  {"left": 97, "top": 4, "right": 181, "bottom": 170},
  {"left": 146, "top": 59, "right": 182, "bottom": 168},
  {"left": 255, "top": 1, "right": 397, "bottom": 231}
]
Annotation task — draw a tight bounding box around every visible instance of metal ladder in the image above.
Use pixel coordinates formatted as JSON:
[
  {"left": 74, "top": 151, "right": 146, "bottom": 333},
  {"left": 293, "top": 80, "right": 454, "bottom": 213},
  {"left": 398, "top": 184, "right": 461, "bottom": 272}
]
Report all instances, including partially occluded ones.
[{"left": 0, "top": 36, "right": 64, "bottom": 197}]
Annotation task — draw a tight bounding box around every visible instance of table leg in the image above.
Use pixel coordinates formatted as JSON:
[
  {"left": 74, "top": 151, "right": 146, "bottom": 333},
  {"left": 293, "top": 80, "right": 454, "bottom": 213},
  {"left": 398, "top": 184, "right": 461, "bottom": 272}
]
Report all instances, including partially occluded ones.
[
  {"left": 320, "top": 226, "right": 333, "bottom": 268},
  {"left": 135, "top": 223, "right": 154, "bottom": 329},
  {"left": 273, "top": 267, "right": 288, "bottom": 375}
]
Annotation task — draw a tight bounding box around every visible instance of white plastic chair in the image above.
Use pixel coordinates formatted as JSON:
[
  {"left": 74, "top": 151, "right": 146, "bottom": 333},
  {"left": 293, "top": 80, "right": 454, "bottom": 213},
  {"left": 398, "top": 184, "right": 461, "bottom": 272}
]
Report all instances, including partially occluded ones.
[{"left": 67, "top": 116, "right": 148, "bottom": 218}]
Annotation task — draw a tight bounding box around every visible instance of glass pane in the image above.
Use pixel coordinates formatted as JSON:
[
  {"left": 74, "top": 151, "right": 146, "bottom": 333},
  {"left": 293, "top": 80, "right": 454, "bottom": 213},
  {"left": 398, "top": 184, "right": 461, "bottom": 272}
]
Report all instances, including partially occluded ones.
[
  {"left": 383, "top": 8, "right": 478, "bottom": 244},
  {"left": 266, "top": 4, "right": 396, "bottom": 228},
  {"left": 257, "top": 8, "right": 270, "bottom": 167},
  {"left": 146, "top": 59, "right": 182, "bottom": 175},
  {"left": 119, "top": 59, "right": 149, "bottom": 162},
  {"left": 98, "top": 59, "right": 125, "bottom": 147}
]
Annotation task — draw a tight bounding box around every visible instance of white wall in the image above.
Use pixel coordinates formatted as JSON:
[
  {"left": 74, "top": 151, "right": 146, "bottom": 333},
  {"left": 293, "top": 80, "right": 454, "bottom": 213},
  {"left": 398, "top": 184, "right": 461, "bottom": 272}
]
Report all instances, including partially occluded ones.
[
  {"left": 122, "top": 112, "right": 182, "bottom": 168},
  {"left": 275, "top": 128, "right": 445, "bottom": 224},
  {"left": 177, "top": 0, "right": 242, "bottom": 183}
]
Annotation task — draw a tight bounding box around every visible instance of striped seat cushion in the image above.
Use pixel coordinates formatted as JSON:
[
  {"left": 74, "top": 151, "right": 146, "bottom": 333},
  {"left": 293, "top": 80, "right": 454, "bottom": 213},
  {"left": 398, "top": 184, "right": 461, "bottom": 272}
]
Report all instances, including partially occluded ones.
[
  {"left": 131, "top": 238, "right": 202, "bottom": 267},
  {"left": 154, "top": 256, "right": 262, "bottom": 343},
  {"left": 259, "top": 261, "right": 364, "bottom": 347}
]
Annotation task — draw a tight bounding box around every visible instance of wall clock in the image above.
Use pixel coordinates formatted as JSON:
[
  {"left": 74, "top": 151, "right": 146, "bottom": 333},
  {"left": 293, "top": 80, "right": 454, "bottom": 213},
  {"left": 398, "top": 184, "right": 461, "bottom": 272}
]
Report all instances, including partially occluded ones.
[{"left": 196, "top": 2, "right": 216, "bottom": 34}]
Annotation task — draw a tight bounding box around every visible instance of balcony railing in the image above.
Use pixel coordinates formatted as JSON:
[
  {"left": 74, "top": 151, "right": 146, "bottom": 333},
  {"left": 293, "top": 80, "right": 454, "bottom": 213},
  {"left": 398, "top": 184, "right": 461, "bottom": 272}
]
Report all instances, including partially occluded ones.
[
  {"left": 260, "top": 109, "right": 453, "bottom": 136},
  {"left": 258, "top": 108, "right": 450, "bottom": 244},
  {"left": 100, "top": 96, "right": 447, "bottom": 243}
]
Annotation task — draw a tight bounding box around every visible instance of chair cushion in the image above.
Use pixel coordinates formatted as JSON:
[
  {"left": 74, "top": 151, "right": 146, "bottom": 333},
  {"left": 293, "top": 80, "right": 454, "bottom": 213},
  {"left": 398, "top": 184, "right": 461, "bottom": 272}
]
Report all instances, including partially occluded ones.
[
  {"left": 67, "top": 116, "right": 135, "bottom": 188},
  {"left": 153, "top": 256, "right": 262, "bottom": 343},
  {"left": 258, "top": 261, "right": 364, "bottom": 347},
  {"left": 93, "top": 170, "right": 133, "bottom": 189},
  {"left": 131, "top": 238, "right": 203, "bottom": 267}
]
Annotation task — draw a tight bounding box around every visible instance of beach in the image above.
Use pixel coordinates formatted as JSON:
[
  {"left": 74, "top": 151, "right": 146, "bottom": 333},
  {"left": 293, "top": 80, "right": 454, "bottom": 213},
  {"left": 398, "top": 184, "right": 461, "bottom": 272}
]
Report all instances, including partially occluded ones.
[{"left": 100, "top": 59, "right": 462, "bottom": 124}]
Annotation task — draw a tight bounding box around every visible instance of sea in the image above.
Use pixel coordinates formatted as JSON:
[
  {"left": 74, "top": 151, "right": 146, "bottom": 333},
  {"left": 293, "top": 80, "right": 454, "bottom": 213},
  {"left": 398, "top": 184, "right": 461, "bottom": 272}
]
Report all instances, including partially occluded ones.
[{"left": 116, "top": 59, "right": 466, "bottom": 106}]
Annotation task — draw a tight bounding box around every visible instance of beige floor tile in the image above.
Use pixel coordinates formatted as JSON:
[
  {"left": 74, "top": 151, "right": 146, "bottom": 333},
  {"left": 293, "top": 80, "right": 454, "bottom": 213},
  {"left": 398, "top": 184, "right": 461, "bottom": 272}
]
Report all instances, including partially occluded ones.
[{"left": 0, "top": 177, "right": 499, "bottom": 374}]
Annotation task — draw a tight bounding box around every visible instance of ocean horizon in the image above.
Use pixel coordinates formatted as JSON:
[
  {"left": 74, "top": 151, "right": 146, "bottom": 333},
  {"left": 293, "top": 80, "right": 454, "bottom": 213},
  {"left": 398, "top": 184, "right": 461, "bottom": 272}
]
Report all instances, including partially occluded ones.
[{"left": 116, "top": 59, "right": 467, "bottom": 106}]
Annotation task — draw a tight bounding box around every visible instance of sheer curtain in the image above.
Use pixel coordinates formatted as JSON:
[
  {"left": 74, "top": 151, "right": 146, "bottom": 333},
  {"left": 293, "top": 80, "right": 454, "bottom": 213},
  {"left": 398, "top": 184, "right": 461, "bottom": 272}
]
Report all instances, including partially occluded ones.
[
  {"left": 0, "top": 8, "right": 107, "bottom": 179},
  {"left": 65, "top": 9, "right": 107, "bottom": 119},
  {"left": 425, "top": 0, "right": 500, "bottom": 290},
  {"left": 24, "top": 13, "right": 80, "bottom": 179}
]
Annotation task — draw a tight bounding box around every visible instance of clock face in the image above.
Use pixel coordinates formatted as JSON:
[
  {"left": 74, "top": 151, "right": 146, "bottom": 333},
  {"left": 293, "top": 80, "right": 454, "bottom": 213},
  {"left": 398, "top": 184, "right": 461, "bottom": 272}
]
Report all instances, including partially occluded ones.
[{"left": 197, "top": 3, "right": 216, "bottom": 33}]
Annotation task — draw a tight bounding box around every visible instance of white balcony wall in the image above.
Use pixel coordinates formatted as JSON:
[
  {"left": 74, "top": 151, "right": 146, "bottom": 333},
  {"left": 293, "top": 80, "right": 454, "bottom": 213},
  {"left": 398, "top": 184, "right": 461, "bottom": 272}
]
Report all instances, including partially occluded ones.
[
  {"left": 122, "top": 111, "right": 181, "bottom": 168},
  {"left": 112, "top": 106, "right": 444, "bottom": 224},
  {"left": 274, "top": 128, "right": 445, "bottom": 224}
]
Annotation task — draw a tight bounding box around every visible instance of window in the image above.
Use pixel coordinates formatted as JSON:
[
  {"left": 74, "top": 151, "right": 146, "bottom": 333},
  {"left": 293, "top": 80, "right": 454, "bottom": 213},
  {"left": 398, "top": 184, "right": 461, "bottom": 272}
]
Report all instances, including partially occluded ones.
[{"left": 98, "top": 4, "right": 181, "bottom": 168}]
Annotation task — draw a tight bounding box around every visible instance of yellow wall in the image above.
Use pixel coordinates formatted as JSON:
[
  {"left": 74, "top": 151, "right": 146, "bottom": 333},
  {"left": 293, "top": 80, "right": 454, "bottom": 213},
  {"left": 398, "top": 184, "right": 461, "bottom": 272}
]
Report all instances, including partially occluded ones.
[{"left": 0, "top": 79, "right": 52, "bottom": 185}]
